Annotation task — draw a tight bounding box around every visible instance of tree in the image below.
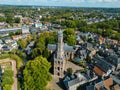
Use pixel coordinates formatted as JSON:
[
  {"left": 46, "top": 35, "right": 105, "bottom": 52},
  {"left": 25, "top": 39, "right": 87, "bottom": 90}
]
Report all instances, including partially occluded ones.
[
  {"left": 14, "top": 17, "right": 20, "bottom": 23},
  {"left": 64, "top": 28, "right": 76, "bottom": 45},
  {"left": 6, "top": 14, "right": 14, "bottom": 26},
  {"left": 102, "top": 29, "right": 114, "bottom": 37},
  {"left": 31, "top": 48, "right": 41, "bottom": 58},
  {"left": 23, "top": 56, "right": 52, "bottom": 90},
  {"left": 67, "top": 68, "right": 73, "bottom": 76},
  {"left": 66, "top": 20, "right": 76, "bottom": 28},
  {"left": 26, "top": 35, "right": 32, "bottom": 42},
  {"left": 88, "top": 38, "right": 93, "bottom": 43},
  {"left": 82, "top": 36, "right": 88, "bottom": 42},
  {"left": 18, "top": 39, "right": 27, "bottom": 49},
  {"left": 9, "top": 32, "right": 15, "bottom": 37},
  {"left": 35, "top": 38, "right": 45, "bottom": 54},
  {"left": 46, "top": 36, "right": 56, "bottom": 44},
  {"left": 16, "top": 50, "right": 26, "bottom": 59},
  {"left": 66, "top": 35, "right": 76, "bottom": 46},
  {"left": 0, "top": 16, "right": 6, "bottom": 22},
  {"left": 43, "top": 49, "right": 50, "bottom": 59},
  {"left": 3, "top": 85, "right": 11, "bottom": 90}
]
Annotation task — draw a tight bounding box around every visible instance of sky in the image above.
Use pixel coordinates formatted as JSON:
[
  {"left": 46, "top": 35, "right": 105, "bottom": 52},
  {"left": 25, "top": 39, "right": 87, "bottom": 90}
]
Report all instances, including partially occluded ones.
[{"left": 0, "top": 0, "right": 120, "bottom": 8}]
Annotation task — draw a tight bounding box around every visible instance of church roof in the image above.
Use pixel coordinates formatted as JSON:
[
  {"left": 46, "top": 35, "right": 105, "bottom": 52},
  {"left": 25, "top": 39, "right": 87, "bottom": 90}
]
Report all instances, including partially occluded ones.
[
  {"left": 47, "top": 44, "right": 75, "bottom": 53},
  {"left": 47, "top": 44, "right": 56, "bottom": 51},
  {"left": 64, "top": 44, "right": 75, "bottom": 53}
]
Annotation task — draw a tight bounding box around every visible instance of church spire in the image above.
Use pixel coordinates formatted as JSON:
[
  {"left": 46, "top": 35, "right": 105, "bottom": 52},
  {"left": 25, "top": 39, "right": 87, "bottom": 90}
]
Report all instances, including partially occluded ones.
[{"left": 57, "top": 30, "right": 64, "bottom": 59}]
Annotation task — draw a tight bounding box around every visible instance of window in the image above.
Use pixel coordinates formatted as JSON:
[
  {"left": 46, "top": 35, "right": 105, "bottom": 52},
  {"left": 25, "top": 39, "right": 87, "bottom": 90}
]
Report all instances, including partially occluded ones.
[
  {"left": 58, "top": 67, "right": 60, "bottom": 70},
  {"left": 58, "top": 72, "right": 60, "bottom": 76},
  {"left": 58, "top": 61, "right": 60, "bottom": 64}
]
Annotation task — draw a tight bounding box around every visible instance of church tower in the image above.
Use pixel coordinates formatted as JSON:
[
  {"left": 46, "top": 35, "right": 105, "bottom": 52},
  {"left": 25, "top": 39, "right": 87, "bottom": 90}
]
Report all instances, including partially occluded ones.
[{"left": 54, "top": 30, "right": 65, "bottom": 77}]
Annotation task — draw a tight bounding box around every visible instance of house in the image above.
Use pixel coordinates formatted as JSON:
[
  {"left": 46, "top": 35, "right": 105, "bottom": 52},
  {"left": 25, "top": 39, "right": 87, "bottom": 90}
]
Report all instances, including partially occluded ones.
[
  {"left": 93, "top": 66, "right": 105, "bottom": 76},
  {"left": 52, "top": 24, "right": 61, "bottom": 29},
  {"left": 75, "top": 49, "right": 87, "bottom": 61},
  {"left": 86, "top": 85, "right": 95, "bottom": 90},
  {"left": 12, "top": 35, "right": 22, "bottom": 41},
  {"left": 3, "top": 38, "right": 13, "bottom": 44},
  {"left": 113, "top": 84, "right": 120, "bottom": 90},
  {"left": 29, "top": 26, "right": 37, "bottom": 34},
  {"left": 76, "top": 35, "right": 84, "bottom": 44},
  {"left": 87, "top": 47, "right": 96, "bottom": 58},
  {"left": 24, "top": 41, "right": 34, "bottom": 55},
  {"left": 14, "top": 15, "right": 23, "bottom": 18},
  {"left": 0, "top": 39, "right": 3, "bottom": 44},
  {"left": 40, "top": 26, "right": 48, "bottom": 31},
  {"left": 93, "top": 56, "right": 115, "bottom": 77},
  {"left": 110, "top": 74, "right": 120, "bottom": 85},
  {"left": 64, "top": 70, "right": 98, "bottom": 90},
  {"left": 98, "top": 37, "right": 105, "bottom": 44},
  {"left": 63, "top": 72, "right": 88, "bottom": 90},
  {"left": 106, "top": 55, "right": 120, "bottom": 70},
  {"left": 34, "top": 22, "right": 42, "bottom": 28},
  {"left": 2, "top": 45, "right": 12, "bottom": 52},
  {"left": 22, "top": 25, "right": 30, "bottom": 34},
  {"left": 10, "top": 42, "right": 18, "bottom": 49},
  {"left": 43, "top": 22, "right": 51, "bottom": 27},
  {"left": 95, "top": 78, "right": 113, "bottom": 90},
  {"left": 0, "top": 43, "right": 3, "bottom": 50}
]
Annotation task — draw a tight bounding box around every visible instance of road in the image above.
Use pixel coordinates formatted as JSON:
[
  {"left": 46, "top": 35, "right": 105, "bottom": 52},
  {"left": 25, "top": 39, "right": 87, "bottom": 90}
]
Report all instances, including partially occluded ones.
[{"left": 0, "top": 58, "right": 17, "bottom": 90}]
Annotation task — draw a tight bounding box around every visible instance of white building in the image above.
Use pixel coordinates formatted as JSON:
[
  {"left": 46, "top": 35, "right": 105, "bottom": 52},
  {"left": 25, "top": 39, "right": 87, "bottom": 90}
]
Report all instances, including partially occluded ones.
[{"left": 22, "top": 25, "right": 30, "bottom": 34}]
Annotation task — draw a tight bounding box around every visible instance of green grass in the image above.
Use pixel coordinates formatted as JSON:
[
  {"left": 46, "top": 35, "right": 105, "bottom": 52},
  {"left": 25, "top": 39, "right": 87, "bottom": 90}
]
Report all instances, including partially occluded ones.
[{"left": 0, "top": 54, "right": 11, "bottom": 59}]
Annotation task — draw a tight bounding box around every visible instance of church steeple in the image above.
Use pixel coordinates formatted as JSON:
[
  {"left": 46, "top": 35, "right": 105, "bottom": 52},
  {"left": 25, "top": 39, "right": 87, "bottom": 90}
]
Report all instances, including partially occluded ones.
[
  {"left": 53, "top": 30, "right": 65, "bottom": 77},
  {"left": 57, "top": 30, "right": 64, "bottom": 59}
]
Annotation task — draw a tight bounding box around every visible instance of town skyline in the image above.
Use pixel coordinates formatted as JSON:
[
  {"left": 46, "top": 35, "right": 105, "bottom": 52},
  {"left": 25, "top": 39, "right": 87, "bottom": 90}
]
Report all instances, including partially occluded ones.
[{"left": 0, "top": 0, "right": 120, "bottom": 8}]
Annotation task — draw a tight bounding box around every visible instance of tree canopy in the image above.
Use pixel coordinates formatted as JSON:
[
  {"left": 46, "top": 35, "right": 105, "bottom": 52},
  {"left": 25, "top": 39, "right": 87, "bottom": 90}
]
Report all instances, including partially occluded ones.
[
  {"left": 64, "top": 28, "right": 76, "bottom": 45},
  {"left": 23, "top": 56, "right": 52, "bottom": 90}
]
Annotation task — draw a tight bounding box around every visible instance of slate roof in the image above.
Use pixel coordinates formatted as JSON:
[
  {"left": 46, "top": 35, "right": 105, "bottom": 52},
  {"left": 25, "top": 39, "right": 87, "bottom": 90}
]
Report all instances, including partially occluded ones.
[
  {"left": 63, "top": 72, "right": 87, "bottom": 88},
  {"left": 106, "top": 55, "right": 120, "bottom": 66},
  {"left": 64, "top": 44, "right": 75, "bottom": 53},
  {"left": 93, "top": 56, "right": 114, "bottom": 73},
  {"left": 47, "top": 44, "right": 75, "bottom": 53},
  {"left": 86, "top": 85, "right": 95, "bottom": 90},
  {"left": 0, "top": 39, "right": 3, "bottom": 44},
  {"left": 47, "top": 44, "right": 56, "bottom": 51}
]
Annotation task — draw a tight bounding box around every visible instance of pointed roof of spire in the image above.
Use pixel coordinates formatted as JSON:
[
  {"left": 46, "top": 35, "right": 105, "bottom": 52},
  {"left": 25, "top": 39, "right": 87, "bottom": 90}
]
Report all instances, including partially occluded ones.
[{"left": 58, "top": 29, "right": 63, "bottom": 37}]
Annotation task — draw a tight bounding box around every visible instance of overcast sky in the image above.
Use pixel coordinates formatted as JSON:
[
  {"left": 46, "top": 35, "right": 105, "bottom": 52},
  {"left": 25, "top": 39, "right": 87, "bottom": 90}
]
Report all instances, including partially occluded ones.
[{"left": 0, "top": 0, "right": 120, "bottom": 7}]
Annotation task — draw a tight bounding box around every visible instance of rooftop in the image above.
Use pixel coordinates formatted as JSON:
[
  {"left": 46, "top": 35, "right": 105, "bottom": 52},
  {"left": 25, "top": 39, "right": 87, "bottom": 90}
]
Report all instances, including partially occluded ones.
[{"left": 93, "top": 66, "right": 105, "bottom": 76}]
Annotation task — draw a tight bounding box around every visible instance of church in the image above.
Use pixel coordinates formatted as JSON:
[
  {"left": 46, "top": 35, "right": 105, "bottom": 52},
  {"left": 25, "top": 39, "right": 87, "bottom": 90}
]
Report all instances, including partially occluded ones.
[{"left": 48, "top": 30, "right": 75, "bottom": 77}]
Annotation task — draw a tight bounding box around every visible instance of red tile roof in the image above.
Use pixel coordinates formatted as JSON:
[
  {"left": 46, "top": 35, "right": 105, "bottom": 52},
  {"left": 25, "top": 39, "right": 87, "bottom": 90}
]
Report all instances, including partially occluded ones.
[{"left": 93, "top": 66, "right": 105, "bottom": 76}]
